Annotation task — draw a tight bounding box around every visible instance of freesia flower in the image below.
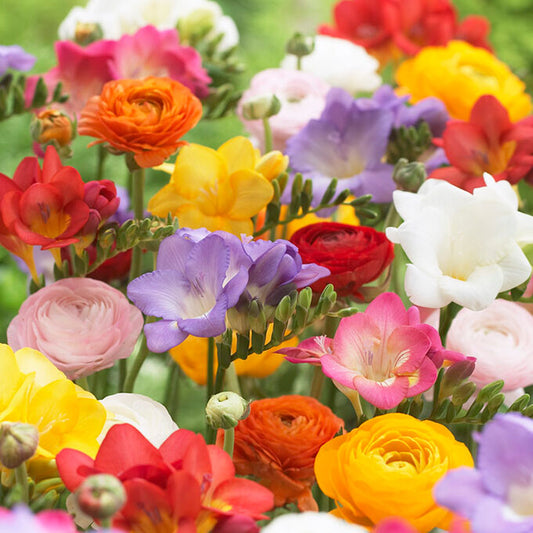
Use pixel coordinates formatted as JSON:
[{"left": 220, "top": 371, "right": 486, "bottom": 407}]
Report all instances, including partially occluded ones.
[
  {"left": 262, "top": 512, "right": 368, "bottom": 533},
  {"left": 435, "top": 413, "right": 533, "bottom": 532},
  {"left": 0, "top": 344, "right": 106, "bottom": 480},
  {"left": 281, "top": 35, "right": 381, "bottom": 95},
  {"left": 56, "top": 424, "right": 273, "bottom": 532},
  {"left": 386, "top": 173, "right": 533, "bottom": 310},
  {"left": 99, "top": 393, "right": 178, "bottom": 447},
  {"left": 148, "top": 136, "right": 286, "bottom": 235},
  {"left": 127, "top": 228, "right": 251, "bottom": 352},
  {"left": 0, "top": 45, "right": 35, "bottom": 76},
  {"left": 226, "top": 395, "right": 344, "bottom": 510},
  {"left": 429, "top": 95, "right": 533, "bottom": 192},
  {"left": 396, "top": 41, "right": 531, "bottom": 122},
  {"left": 280, "top": 292, "right": 459, "bottom": 409},
  {"left": 446, "top": 299, "right": 533, "bottom": 392},
  {"left": 8, "top": 278, "right": 144, "bottom": 380},
  {"left": 315, "top": 413, "right": 474, "bottom": 531},
  {"left": 237, "top": 68, "right": 330, "bottom": 152}
]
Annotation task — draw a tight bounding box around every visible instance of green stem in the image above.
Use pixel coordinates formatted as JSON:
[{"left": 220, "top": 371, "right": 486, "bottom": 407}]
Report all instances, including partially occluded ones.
[
  {"left": 164, "top": 364, "right": 180, "bottom": 418},
  {"left": 128, "top": 167, "right": 146, "bottom": 283},
  {"left": 14, "top": 463, "right": 29, "bottom": 504},
  {"left": 224, "top": 363, "right": 241, "bottom": 396},
  {"left": 76, "top": 376, "right": 91, "bottom": 393},
  {"left": 123, "top": 332, "right": 149, "bottom": 393},
  {"left": 223, "top": 427, "right": 235, "bottom": 458},
  {"left": 438, "top": 302, "right": 461, "bottom": 346},
  {"left": 96, "top": 144, "right": 108, "bottom": 181},
  {"left": 296, "top": 56, "right": 302, "bottom": 70},
  {"left": 349, "top": 392, "right": 363, "bottom": 424},
  {"left": 310, "top": 366, "right": 325, "bottom": 399},
  {"left": 207, "top": 337, "right": 215, "bottom": 404},
  {"left": 262, "top": 117, "right": 273, "bottom": 153}
]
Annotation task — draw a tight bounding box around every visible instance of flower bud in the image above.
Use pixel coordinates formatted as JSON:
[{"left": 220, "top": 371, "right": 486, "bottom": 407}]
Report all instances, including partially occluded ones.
[
  {"left": 31, "top": 109, "right": 74, "bottom": 158},
  {"left": 206, "top": 392, "right": 249, "bottom": 430},
  {"left": 285, "top": 32, "right": 315, "bottom": 58},
  {"left": 76, "top": 474, "right": 126, "bottom": 521},
  {"left": 177, "top": 8, "right": 216, "bottom": 43},
  {"left": 74, "top": 22, "right": 104, "bottom": 46},
  {"left": 439, "top": 357, "right": 476, "bottom": 400},
  {"left": 0, "top": 422, "right": 39, "bottom": 469},
  {"left": 392, "top": 158, "right": 426, "bottom": 192},
  {"left": 241, "top": 94, "right": 281, "bottom": 120}
]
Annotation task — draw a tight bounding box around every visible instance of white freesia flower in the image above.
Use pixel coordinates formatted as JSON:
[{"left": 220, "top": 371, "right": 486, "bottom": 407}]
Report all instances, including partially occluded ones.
[
  {"left": 386, "top": 174, "right": 533, "bottom": 311},
  {"left": 262, "top": 512, "right": 369, "bottom": 533},
  {"left": 281, "top": 35, "right": 381, "bottom": 94},
  {"left": 99, "top": 393, "right": 178, "bottom": 447}
]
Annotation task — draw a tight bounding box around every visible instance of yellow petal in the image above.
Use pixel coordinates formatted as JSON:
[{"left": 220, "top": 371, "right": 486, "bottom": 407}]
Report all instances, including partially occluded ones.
[
  {"left": 15, "top": 347, "right": 66, "bottom": 387},
  {"left": 218, "top": 136, "right": 258, "bottom": 174},
  {"left": 148, "top": 183, "right": 188, "bottom": 217},
  {"left": 175, "top": 205, "right": 255, "bottom": 236},
  {"left": 255, "top": 152, "right": 289, "bottom": 182},
  {"left": 228, "top": 170, "right": 274, "bottom": 219},
  {"left": 0, "top": 345, "right": 25, "bottom": 407}
]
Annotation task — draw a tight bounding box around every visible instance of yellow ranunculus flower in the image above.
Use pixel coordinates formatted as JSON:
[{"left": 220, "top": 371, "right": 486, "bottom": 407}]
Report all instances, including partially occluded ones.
[
  {"left": 396, "top": 41, "right": 531, "bottom": 122},
  {"left": 148, "top": 136, "right": 288, "bottom": 236},
  {"left": 0, "top": 344, "right": 106, "bottom": 479},
  {"left": 314, "top": 413, "right": 474, "bottom": 532}
]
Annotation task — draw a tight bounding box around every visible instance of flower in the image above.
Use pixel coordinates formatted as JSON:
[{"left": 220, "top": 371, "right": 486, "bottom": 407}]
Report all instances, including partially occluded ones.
[
  {"left": 56, "top": 424, "right": 273, "bottom": 532},
  {"left": 396, "top": 41, "right": 531, "bottom": 122},
  {"left": 148, "top": 136, "right": 285, "bottom": 235},
  {"left": 435, "top": 413, "right": 533, "bottom": 532},
  {"left": 227, "top": 395, "right": 344, "bottom": 511},
  {"left": 446, "top": 299, "right": 533, "bottom": 392},
  {"left": 289, "top": 222, "right": 394, "bottom": 299},
  {"left": 7, "top": 278, "right": 144, "bottom": 380},
  {"left": 385, "top": 173, "right": 533, "bottom": 310},
  {"left": 79, "top": 76, "right": 202, "bottom": 168},
  {"left": 127, "top": 228, "right": 251, "bottom": 352},
  {"left": 262, "top": 512, "right": 369, "bottom": 533},
  {"left": 0, "top": 344, "right": 106, "bottom": 480},
  {"left": 31, "top": 109, "right": 75, "bottom": 149},
  {"left": 286, "top": 87, "right": 395, "bottom": 204},
  {"left": 281, "top": 35, "right": 381, "bottom": 95},
  {"left": 237, "top": 69, "right": 330, "bottom": 152},
  {"left": 315, "top": 413, "right": 474, "bottom": 531},
  {"left": 429, "top": 95, "right": 533, "bottom": 192},
  {"left": 0, "top": 45, "right": 35, "bottom": 76},
  {"left": 99, "top": 393, "right": 178, "bottom": 447}
]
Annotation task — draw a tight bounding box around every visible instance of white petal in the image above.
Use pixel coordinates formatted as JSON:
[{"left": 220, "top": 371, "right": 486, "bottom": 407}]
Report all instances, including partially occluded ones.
[
  {"left": 404, "top": 264, "right": 450, "bottom": 308},
  {"left": 498, "top": 242, "right": 532, "bottom": 291}
]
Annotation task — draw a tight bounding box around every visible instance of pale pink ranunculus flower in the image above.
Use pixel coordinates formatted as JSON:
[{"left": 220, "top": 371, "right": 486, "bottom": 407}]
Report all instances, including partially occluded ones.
[
  {"left": 446, "top": 298, "right": 533, "bottom": 391},
  {"left": 237, "top": 68, "right": 330, "bottom": 152},
  {"left": 7, "top": 278, "right": 143, "bottom": 380}
]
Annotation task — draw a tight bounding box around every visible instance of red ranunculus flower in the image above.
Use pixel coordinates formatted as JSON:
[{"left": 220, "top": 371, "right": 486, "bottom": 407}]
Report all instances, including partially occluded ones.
[
  {"left": 290, "top": 222, "right": 394, "bottom": 299},
  {"left": 56, "top": 424, "right": 273, "bottom": 533}
]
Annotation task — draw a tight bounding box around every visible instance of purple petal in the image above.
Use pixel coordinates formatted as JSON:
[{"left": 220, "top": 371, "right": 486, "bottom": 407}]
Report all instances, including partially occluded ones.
[
  {"left": 434, "top": 467, "right": 485, "bottom": 518},
  {"left": 471, "top": 495, "right": 533, "bottom": 533},
  {"left": 0, "top": 45, "right": 36, "bottom": 75},
  {"left": 144, "top": 320, "right": 189, "bottom": 352},
  {"left": 156, "top": 232, "right": 199, "bottom": 273},
  {"left": 178, "top": 292, "right": 229, "bottom": 338},
  {"left": 349, "top": 164, "right": 396, "bottom": 203},
  {"left": 292, "top": 263, "right": 330, "bottom": 289}
]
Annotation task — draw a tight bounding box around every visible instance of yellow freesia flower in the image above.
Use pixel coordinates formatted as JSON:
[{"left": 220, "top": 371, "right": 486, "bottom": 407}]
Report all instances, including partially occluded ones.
[
  {"left": 149, "top": 136, "right": 288, "bottom": 236},
  {"left": 0, "top": 344, "right": 106, "bottom": 480},
  {"left": 396, "top": 40, "right": 532, "bottom": 121}
]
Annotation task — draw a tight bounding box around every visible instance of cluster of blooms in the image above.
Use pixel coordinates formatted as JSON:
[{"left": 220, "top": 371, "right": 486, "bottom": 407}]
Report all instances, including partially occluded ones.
[{"left": 2, "top": 0, "right": 533, "bottom": 532}]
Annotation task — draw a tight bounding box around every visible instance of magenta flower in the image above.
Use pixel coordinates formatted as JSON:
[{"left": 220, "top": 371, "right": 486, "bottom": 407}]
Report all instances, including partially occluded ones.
[{"left": 281, "top": 292, "right": 460, "bottom": 409}]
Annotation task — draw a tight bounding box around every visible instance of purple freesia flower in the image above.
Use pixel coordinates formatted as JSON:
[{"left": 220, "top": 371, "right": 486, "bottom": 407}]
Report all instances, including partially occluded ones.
[
  {"left": 0, "top": 45, "right": 35, "bottom": 76},
  {"left": 435, "top": 413, "right": 533, "bottom": 532},
  {"left": 127, "top": 228, "right": 251, "bottom": 352},
  {"left": 286, "top": 87, "right": 396, "bottom": 204}
]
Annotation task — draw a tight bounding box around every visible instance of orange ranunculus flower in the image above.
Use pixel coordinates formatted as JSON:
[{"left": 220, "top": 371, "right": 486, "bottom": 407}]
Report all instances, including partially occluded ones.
[
  {"left": 315, "top": 413, "right": 474, "bottom": 532},
  {"left": 78, "top": 77, "right": 202, "bottom": 168},
  {"left": 396, "top": 41, "right": 531, "bottom": 122},
  {"left": 228, "top": 395, "right": 344, "bottom": 511}
]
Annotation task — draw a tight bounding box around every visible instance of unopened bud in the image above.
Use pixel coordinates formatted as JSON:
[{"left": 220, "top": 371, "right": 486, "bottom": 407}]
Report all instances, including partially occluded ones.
[
  {"left": 177, "top": 8, "right": 216, "bottom": 42},
  {"left": 0, "top": 422, "right": 39, "bottom": 469},
  {"left": 286, "top": 32, "right": 315, "bottom": 58},
  {"left": 74, "top": 22, "right": 104, "bottom": 46},
  {"left": 76, "top": 474, "right": 126, "bottom": 521},
  {"left": 31, "top": 109, "right": 74, "bottom": 149},
  {"left": 241, "top": 94, "right": 281, "bottom": 120},
  {"left": 392, "top": 158, "right": 426, "bottom": 192},
  {"left": 439, "top": 358, "right": 476, "bottom": 400},
  {"left": 206, "top": 392, "right": 249, "bottom": 430}
]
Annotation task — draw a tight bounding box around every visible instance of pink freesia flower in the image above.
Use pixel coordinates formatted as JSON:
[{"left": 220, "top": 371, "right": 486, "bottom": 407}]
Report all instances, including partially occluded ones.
[
  {"left": 7, "top": 277, "right": 144, "bottom": 380},
  {"left": 281, "top": 292, "right": 464, "bottom": 409}
]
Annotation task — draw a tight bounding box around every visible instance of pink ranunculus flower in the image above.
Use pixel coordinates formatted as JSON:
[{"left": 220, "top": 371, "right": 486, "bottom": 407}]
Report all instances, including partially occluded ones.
[
  {"left": 7, "top": 278, "right": 143, "bottom": 380},
  {"left": 237, "top": 68, "right": 330, "bottom": 152},
  {"left": 446, "top": 298, "right": 533, "bottom": 391},
  {"left": 280, "top": 292, "right": 465, "bottom": 409}
]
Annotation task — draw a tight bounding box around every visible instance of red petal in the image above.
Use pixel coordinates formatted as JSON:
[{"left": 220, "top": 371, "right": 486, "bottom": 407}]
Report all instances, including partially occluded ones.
[
  {"left": 12, "top": 156, "right": 41, "bottom": 190},
  {"left": 56, "top": 448, "right": 96, "bottom": 492}
]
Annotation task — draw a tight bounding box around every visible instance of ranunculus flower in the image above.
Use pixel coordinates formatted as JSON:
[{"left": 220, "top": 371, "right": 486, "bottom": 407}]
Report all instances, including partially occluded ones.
[
  {"left": 435, "top": 413, "right": 533, "bottom": 532},
  {"left": 280, "top": 35, "right": 381, "bottom": 96},
  {"left": 446, "top": 299, "right": 533, "bottom": 392},
  {"left": 289, "top": 222, "right": 394, "bottom": 299},
  {"left": 7, "top": 278, "right": 144, "bottom": 380},
  {"left": 57, "top": 424, "right": 273, "bottom": 532},
  {"left": 0, "top": 344, "right": 106, "bottom": 480},
  {"left": 262, "top": 512, "right": 369, "bottom": 533},
  {"left": 0, "top": 45, "right": 35, "bottom": 76},
  {"left": 396, "top": 41, "right": 531, "bottom": 122},
  {"left": 315, "top": 413, "right": 474, "bottom": 531},
  {"left": 386, "top": 173, "right": 533, "bottom": 311},
  {"left": 429, "top": 95, "right": 533, "bottom": 192},
  {"left": 79, "top": 76, "right": 202, "bottom": 168},
  {"left": 227, "top": 395, "right": 344, "bottom": 511},
  {"left": 99, "top": 393, "right": 178, "bottom": 447}
]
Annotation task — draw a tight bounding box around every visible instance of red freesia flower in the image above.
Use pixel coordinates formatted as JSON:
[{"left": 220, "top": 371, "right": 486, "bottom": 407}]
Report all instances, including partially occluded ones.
[
  {"left": 429, "top": 95, "right": 533, "bottom": 192},
  {"left": 56, "top": 424, "right": 273, "bottom": 533},
  {"left": 290, "top": 222, "right": 394, "bottom": 300}
]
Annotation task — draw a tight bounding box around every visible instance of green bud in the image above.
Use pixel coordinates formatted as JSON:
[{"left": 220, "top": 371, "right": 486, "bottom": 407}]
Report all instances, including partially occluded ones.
[
  {"left": 392, "top": 158, "right": 427, "bottom": 192},
  {"left": 476, "top": 380, "right": 504, "bottom": 404},
  {"left": 509, "top": 393, "right": 530, "bottom": 412},
  {"left": 76, "top": 474, "right": 126, "bottom": 521},
  {"left": 30, "top": 77, "right": 48, "bottom": 109},
  {"left": 451, "top": 381, "right": 477, "bottom": 407},
  {"left": 0, "top": 422, "right": 39, "bottom": 469},
  {"left": 439, "top": 359, "right": 476, "bottom": 400},
  {"left": 206, "top": 391, "right": 250, "bottom": 430},
  {"left": 286, "top": 32, "right": 315, "bottom": 58},
  {"left": 249, "top": 299, "right": 267, "bottom": 334},
  {"left": 241, "top": 94, "right": 281, "bottom": 120},
  {"left": 73, "top": 22, "right": 104, "bottom": 46},
  {"left": 297, "top": 287, "right": 313, "bottom": 310},
  {"left": 485, "top": 393, "right": 505, "bottom": 416},
  {"left": 274, "top": 294, "right": 293, "bottom": 323}
]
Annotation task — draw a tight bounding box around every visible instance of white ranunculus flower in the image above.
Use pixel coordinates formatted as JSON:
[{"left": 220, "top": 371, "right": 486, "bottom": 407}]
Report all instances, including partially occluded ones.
[
  {"left": 280, "top": 35, "right": 381, "bottom": 95},
  {"left": 262, "top": 512, "right": 369, "bottom": 532},
  {"left": 386, "top": 173, "right": 533, "bottom": 311},
  {"left": 99, "top": 393, "right": 178, "bottom": 447}
]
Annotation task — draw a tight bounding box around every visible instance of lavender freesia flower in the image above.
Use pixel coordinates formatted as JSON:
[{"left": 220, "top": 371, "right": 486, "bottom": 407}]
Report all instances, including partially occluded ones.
[
  {"left": 127, "top": 228, "right": 251, "bottom": 352},
  {"left": 435, "top": 413, "right": 533, "bottom": 532},
  {"left": 0, "top": 45, "right": 36, "bottom": 76}
]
